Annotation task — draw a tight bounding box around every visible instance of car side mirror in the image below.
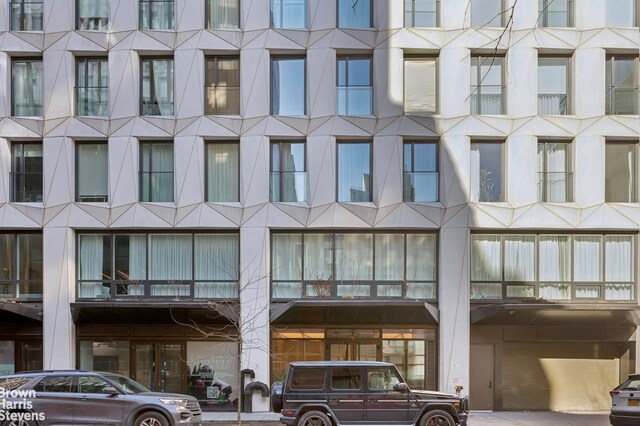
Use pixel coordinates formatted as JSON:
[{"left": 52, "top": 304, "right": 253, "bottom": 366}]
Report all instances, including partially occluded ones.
[
  {"left": 394, "top": 383, "right": 409, "bottom": 392},
  {"left": 102, "top": 386, "right": 120, "bottom": 396}
]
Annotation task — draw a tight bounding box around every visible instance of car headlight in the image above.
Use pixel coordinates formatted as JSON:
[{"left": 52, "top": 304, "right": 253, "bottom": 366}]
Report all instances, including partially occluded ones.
[{"left": 160, "top": 399, "right": 189, "bottom": 407}]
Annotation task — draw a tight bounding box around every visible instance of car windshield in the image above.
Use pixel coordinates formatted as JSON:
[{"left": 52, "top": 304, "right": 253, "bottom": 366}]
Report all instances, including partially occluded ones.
[
  {"left": 617, "top": 378, "right": 640, "bottom": 391},
  {"left": 0, "top": 377, "right": 32, "bottom": 390},
  {"left": 103, "top": 374, "right": 150, "bottom": 394}
]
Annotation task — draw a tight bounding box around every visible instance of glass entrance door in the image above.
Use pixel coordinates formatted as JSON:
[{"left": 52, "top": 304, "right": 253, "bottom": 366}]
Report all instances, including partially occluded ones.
[
  {"left": 133, "top": 342, "right": 185, "bottom": 393},
  {"left": 328, "top": 341, "right": 378, "bottom": 361}
]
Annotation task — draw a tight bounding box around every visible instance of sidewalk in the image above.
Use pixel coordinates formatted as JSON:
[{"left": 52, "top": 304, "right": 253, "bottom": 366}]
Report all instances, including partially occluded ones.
[{"left": 202, "top": 411, "right": 611, "bottom": 425}]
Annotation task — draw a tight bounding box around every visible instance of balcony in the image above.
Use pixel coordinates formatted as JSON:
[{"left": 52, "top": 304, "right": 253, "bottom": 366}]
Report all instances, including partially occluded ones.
[
  {"left": 471, "top": 282, "right": 634, "bottom": 302},
  {"left": 272, "top": 280, "right": 435, "bottom": 300},
  {"left": 77, "top": 280, "right": 239, "bottom": 300}
]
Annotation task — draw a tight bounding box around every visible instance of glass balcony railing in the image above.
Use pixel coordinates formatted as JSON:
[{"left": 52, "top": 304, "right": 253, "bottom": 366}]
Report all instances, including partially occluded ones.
[
  {"left": 471, "top": 282, "right": 635, "bottom": 302},
  {"left": 538, "top": 93, "right": 568, "bottom": 115},
  {"left": 606, "top": 87, "right": 638, "bottom": 115},
  {"left": 272, "top": 280, "right": 436, "bottom": 300},
  {"left": 337, "top": 86, "right": 373, "bottom": 115},
  {"left": 404, "top": 172, "right": 439, "bottom": 202},
  {"left": 205, "top": 86, "right": 240, "bottom": 115},
  {"left": 77, "top": 280, "right": 239, "bottom": 299},
  {"left": 0, "top": 282, "right": 42, "bottom": 300},
  {"left": 270, "top": 171, "right": 307, "bottom": 202},
  {"left": 76, "top": 87, "right": 109, "bottom": 116}
]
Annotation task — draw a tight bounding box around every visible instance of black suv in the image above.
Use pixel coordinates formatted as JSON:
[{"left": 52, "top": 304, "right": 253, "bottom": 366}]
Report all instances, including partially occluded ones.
[
  {"left": 272, "top": 361, "right": 468, "bottom": 426},
  {"left": 0, "top": 370, "right": 202, "bottom": 426}
]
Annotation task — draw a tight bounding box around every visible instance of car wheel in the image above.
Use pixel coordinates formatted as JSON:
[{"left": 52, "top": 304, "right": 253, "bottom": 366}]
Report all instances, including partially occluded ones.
[
  {"left": 298, "top": 410, "right": 332, "bottom": 426},
  {"left": 133, "top": 412, "right": 169, "bottom": 426},
  {"left": 419, "top": 409, "right": 455, "bottom": 426}
]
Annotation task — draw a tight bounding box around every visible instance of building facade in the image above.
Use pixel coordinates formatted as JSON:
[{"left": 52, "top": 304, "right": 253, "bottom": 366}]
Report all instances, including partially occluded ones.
[{"left": 0, "top": 0, "right": 639, "bottom": 412}]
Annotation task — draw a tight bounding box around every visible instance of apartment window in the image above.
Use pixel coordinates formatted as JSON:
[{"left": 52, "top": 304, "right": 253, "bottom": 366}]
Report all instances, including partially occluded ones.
[
  {"left": 606, "top": 142, "right": 637, "bottom": 203},
  {"left": 404, "top": 57, "right": 436, "bottom": 114},
  {"left": 272, "top": 57, "right": 306, "bottom": 115},
  {"left": 77, "top": 232, "right": 239, "bottom": 299},
  {"left": 538, "top": 0, "right": 572, "bottom": 27},
  {"left": 206, "top": 142, "right": 239, "bottom": 202},
  {"left": 471, "top": 0, "right": 503, "bottom": 27},
  {"left": 141, "top": 57, "right": 173, "bottom": 116},
  {"left": 140, "top": 142, "right": 173, "bottom": 202},
  {"left": 207, "top": 0, "right": 239, "bottom": 29},
  {"left": 77, "top": 143, "right": 108, "bottom": 202},
  {"left": 404, "top": 142, "right": 438, "bottom": 202},
  {"left": 271, "top": 0, "right": 306, "bottom": 29},
  {"left": 11, "top": 143, "right": 43, "bottom": 203},
  {"left": 471, "top": 56, "right": 504, "bottom": 114},
  {"left": 10, "top": 0, "right": 42, "bottom": 31},
  {"left": 337, "top": 56, "right": 372, "bottom": 116},
  {"left": 606, "top": 0, "right": 636, "bottom": 27},
  {"left": 605, "top": 56, "right": 639, "bottom": 115},
  {"left": 471, "top": 233, "right": 635, "bottom": 301},
  {"left": 271, "top": 232, "right": 436, "bottom": 299},
  {"left": 337, "top": 0, "right": 372, "bottom": 28},
  {"left": 206, "top": 56, "right": 240, "bottom": 115},
  {"left": 12, "top": 58, "right": 43, "bottom": 117},
  {"left": 139, "top": 0, "right": 173, "bottom": 30},
  {"left": 538, "top": 57, "right": 569, "bottom": 115},
  {"left": 404, "top": 0, "right": 437, "bottom": 27},
  {"left": 537, "top": 141, "right": 572, "bottom": 202},
  {"left": 0, "top": 233, "right": 42, "bottom": 300},
  {"left": 337, "top": 142, "right": 371, "bottom": 202},
  {"left": 76, "top": 57, "right": 108, "bottom": 117},
  {"left": 77, "top": 0, "right": 109, "bottom": 30},
  {"left": 470, "top": 142, "right": 503, "bottom": 202},
  {"left": 271, "top": 141, "right": 306, "bottom": 202}
]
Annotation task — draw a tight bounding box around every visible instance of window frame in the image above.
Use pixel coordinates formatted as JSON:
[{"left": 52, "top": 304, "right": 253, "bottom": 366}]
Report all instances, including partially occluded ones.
[
  {"left": 605, "top": 0, "right": 638, "bottom": 27},
  {"left": 205, "top": 55, "right": 240, "bottom": 115},
  {"left": 403, "top": 140, "right": 439, "bottom": 203},
  {"left": 471, "top": 0, "right": 505, "bottom": 28},
  {"left": 270, "top": 140, "right": 307, "bottom": 202},
  {"left": 271, "top": 55, "right": 307, "bottom": 116},
  {"left": 337, "top": 0, "right": 373, "bottom": 28},
  {"left": 537, "top": 0, "right": 573, "bottom": 27},
  {"left": 605, "top": 55, "right": 639, "bottom": 116},
  {"left": 11, "top": 57, "right": 43, "bottom": 117},
  {"left": 76, "top": 141, "right": 109, "bottom": 203},
  {"left": 537, "top": 55, "right": 571, "bottom": 115},
  {"left": 403, "top": 0, "right": 439, "bottom": 27},
  {"left": 605, "top": 140, "right": 638, "bottom": 203},
  {"left": 336, "top": 140, "right": 373, "bottom": 203},
  {"left": 336, "top": 55, "right": 373, "bottom": 116},
  {"left": 138, "top": 0, "right": 174, "bottom": 30},
  {"left": 470, "top": 55, "right": 505, "bottom": 115},
  {"left": 140, "top": 56, "right": 174, "bottom": 116},
  {"left": 76, "top": 0, "right": 109, "bottom": 31},
  {"left": 470, "top": 140, "right": 505, "bottom": 202},
  {"left": 10, "top": 0, "right": 43, "bottom": 31},
  {"left": 0, "top": 232, "right": 43, "bottom": 300},
  {"left": 11, "top": 141, "right": 43, "bottom": 203},
  {"left": 75, "top": 56, "right": 109, "bottom": 117},
  {"left": 270, "top": 0, "right": 307, "bottom": 29},
  {"left": 403, "top": 55, "right": 438, "bottom": 115},
  {"left": 537, "top": 140, "right": 573, "bottom": 203},
  {"left": 206, "top": 0, "right": 240, "bottom": 29},
  {"left": 139, "top": 141, "right": 174, "bottom": 203},
  {"left": 204, "top": 140, "right": 240, "bottom": 203}
]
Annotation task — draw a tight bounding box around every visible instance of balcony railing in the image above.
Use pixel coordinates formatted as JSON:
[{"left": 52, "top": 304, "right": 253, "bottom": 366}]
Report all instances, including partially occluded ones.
[
  {"left": 76, "top": 87, "right": 108, "bottom": 117},
  {"left": 0, "top": 281, "right": 42, "bottom": 300},
  {"left": 10, "top": 1, "right": 43, "bottom": 31},
  {"left": 538, "top": 171, "right": 573, "bottom": 202},
  {"left": 10, "top": 172, "right": 43, "bottom": 203},
  {"left": 404, "top": 172, "right": 438, "bottom": 202},
  {"left": 272, "top": 280, "right": 436, "bottom": 300},
  {"left": 270, "top": 171, "right": 307, "bottom": 202},
  {"left": 78, "top": 280, "right": 239, "bottom": 299},
  {"left": 337, "top": 86, "right": 373, "bottom": 115},
  {"left": 205, "top": 86, "right": 240, "bottom": 115},
  {"left": 538, "top": 93, "right": 568, "bottom": 115},
  {"left": 470, "top": 88, "right": 504, "bottom": 114},
  {"left": 141, "top": 100, "right": 174, "bottom": 116},
  {"left": 471, "top": 282, "right": 634, "bottom": 302},
  {"left": 606, "top": 87, "right": 638, "bottom": 115}
]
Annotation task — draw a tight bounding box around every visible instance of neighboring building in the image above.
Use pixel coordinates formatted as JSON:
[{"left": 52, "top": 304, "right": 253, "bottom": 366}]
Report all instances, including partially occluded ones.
[{"left": 0, "top": 0, "right": 639, "bottom": 413}]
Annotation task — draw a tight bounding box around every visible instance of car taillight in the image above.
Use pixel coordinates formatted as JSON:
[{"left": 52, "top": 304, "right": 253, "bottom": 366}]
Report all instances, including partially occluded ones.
[{"left": 610, "top": 390, "right": 621, "bottom": 397}]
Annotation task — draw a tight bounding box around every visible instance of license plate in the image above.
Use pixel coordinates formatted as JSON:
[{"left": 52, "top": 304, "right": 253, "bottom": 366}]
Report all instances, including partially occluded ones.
[{"left": 628, "top": 399, "right": 639, "bottom": 406}]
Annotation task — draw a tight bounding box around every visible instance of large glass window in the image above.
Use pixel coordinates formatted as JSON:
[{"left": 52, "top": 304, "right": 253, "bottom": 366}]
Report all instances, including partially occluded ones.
[
  {"left": 470, "top": 142, "right": 503, "bottom": 202},
  {"left": 206, "top": 56, "right": 240, "bottom": 115},
  {"left": 206, "top": 142, "right": 239, "bottom": 202},
  {"left": 78, "top": 341, "right": 129, "bottom": 377},
  {"left": 77, "top": 232, "right": 239, "bottom": 299},
  {"left": 538, "top": 57, "right": 569, "bottom": 115},
  {"left": 207, "top": 0, "right": 239, "bottom": 29},
  {"left": 337, "top": 142, "right": 371, "bottom": 202},
  {"left": 537, "top": 141, "right": 572, "bottom": 202},
  {"left": 10, "top": 0, "right": 43, "bottom": 31},
  {"left": 77, "top": 143, "right": 108, "bottom": 202},
  {"left": 271, "top": 232, "right": 437, "bottom": 300},
  {"left": 141, "top": 58, "right": 174, "bottom": 116},
  {"left": 404, "top": 57, "right": 436, "bottom": 114},
  {"left": 12, "top": 143, "right": 42, "bottom": 203},
  {"left": 139, "top": 0, "right": 173, "bottom": 29},
  {"left": 606, "top": 56, "right": 638, "bottom": 115},
  {"left": 271, "top": 0, "right": 306, "bottom": 29},
  {"left": 606, "top": 142, "right": 637, "bottom": 202},
  {"left": 471, "top": 233, "right": 635, "bottom": 301},
  {"left": 140, "top": 142, "right": 173, "bottom": 202},
  {"left": 404, "top": 141, "right": 438, "bottom": 202},
  {"left": 76, "top": 57, "right": 108, "bottom": 117},
  {"left": 471, "top": 0, "right": 503, "bottom": 27},
  {"left": 12, "top": 58, "right": 43, "bottom": 117},
  {"left": 77, "top": 0, "right": 109, "bottom": 30},
  {"left": 271, "top": 141, "right": 306, "bottom": 202},
  {"left": 538, "top": 0, "right": 572, "bottom": 27},
  {"left": 471, "top": 56, "right": 504, "bottom": 114},
  {"left": 0, "top": 233, "right": 42, "bottom": 300},
  {"left": 272, "top": 57, "right": 306, "bottom": 115},
  {"left": 337, "top": 0, "right": 372, "bottom": 28},
  {"left": 606, "top": 0, "right": 636, "bottom": 27},
  {"left": 337, "top": 56, "right": 372, "bottom": 116},
  {"left": 404, "top": 0, "right": 437, "bottom": 27}
]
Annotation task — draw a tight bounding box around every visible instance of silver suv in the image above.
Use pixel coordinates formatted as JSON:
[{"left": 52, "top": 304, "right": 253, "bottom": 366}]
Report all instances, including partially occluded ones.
[
  {"left": 610, "top": 373, "right": 640, "bottom": 426},
  {"left": 0, "top": 370, "right": 202, "bottom": 426}
]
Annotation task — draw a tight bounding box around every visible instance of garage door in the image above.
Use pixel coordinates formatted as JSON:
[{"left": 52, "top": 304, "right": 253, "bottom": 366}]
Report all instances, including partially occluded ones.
[{"left": 502, "top": 342, "right": 619, "bottom": 411}]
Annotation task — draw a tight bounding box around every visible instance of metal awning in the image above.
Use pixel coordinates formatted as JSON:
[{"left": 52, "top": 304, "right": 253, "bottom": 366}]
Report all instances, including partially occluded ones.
[
  {"left": 70, "top": 301, "right": 238, "bottom": 325},
  {"left": 270, "top": 300, "right": 439, "bottom": 326},
  {"left": 0, "top": 302, "right": 42, "bottom": 323},
  {"left": 471, "top": 302, "right": 640, "bottom": 326}
]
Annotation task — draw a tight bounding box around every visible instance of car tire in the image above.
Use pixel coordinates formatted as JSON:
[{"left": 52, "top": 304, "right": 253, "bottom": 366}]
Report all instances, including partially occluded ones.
[
  {"left": 298, "top": 410, "right": 332, "bottom": 426},
  {"left": 133, "top": 411, "right": 169, "bottom": 426},
  {"left": 419, "top": 409, "right": 455, "bottom": 426},
  {"left": 3, "top": 418, "right": 38, "bottom": 426}
]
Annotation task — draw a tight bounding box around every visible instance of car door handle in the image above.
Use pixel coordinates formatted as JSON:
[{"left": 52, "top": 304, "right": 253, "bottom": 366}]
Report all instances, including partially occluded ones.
[
  {"left": 488, "top": 381, "right": 492, "bottom": 389},
  {"left": 79, "top": 396, "right": 88, "bottom": 400}
]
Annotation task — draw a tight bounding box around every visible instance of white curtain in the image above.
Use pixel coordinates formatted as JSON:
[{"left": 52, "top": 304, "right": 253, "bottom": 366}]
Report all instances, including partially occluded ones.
[
  {"left": 150, "top": 0, "right": 173, "bottom": 29},
  {"left": 573, "top": 236, "right": 601, "bottom": 281},
  {"left": 272, "top": 234, "right": 302, "bottom": 281},
  {"left": 546, "top": 143, "right": 569, "bottom": 202},
  {"left": 149, "top": 235, "right": 191, "bottom": 281},
  {"left": 605, "top": 235, "right": 633, "bottom": 282},
  {"left": 143, "top": 59, "right": 173, "bottom": 115},
  {"left": 375, "top": 234, "right": 404, "bottom": 281},
  {"left": 304, "top": 234, "right": 333, "bottom": 280},
  {"left": 470, "top": 235, "right": 501, "bottom": 281},
  {"left": 78, "top": 235, "right": 104, "bottom": 298},
  {"left": 77, "top": 144, "right": 108, "bottom": 201},
  {"left": 335, "top": 234, "right": 373, "bottom": 281},
  {"left": 194, "top": 234, "right": 239, "bottom": 298},
  {"left": 406, "top": 234, "right": 436, "bottom": 281},
  {"left": 404, "top": 59, "right": 436, "bottom": 113},
  {"left": 12, "top": 60, "right": 43, "bottom": 116},
  {"left": 142, "top": 143, "right": 173, "bottom": 202},
  {"left": 78, "top": 0, "right": 109, "bottom": 30},
  {"left": 538, "top": 236, "right": 571, "bottom": 281},
  {"left": 606, "top": 284, "right": 634, "bottom": 300},
  {"left": 504, "top": 236, "right": 535, "bottom": 281},
  {"left": 128, "top": 235, "right": 146, "bottom": 281},
  {"left": 209, "top": 0, "right": 239, "bottom": 29},
  {"left": 207, "top": 143, "right": 238, "bottom": 202}
]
